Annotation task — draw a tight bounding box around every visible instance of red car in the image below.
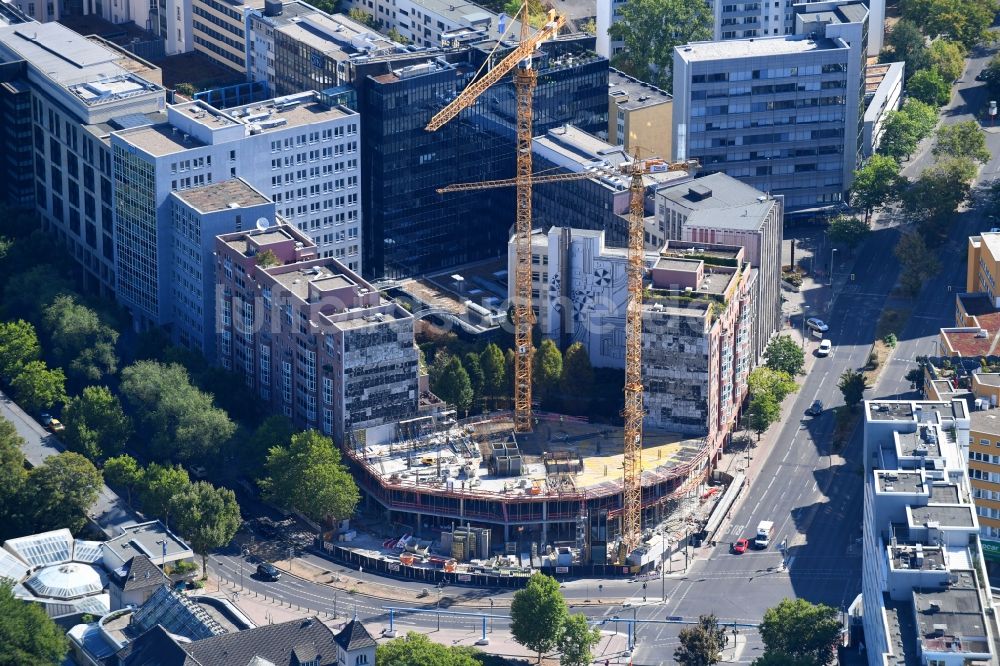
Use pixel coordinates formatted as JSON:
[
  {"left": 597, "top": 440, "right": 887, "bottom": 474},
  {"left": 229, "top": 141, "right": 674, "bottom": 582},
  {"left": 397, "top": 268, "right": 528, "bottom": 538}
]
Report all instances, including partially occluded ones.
[{"left": 732, "top": 538, "right": 749, "bottom": 554}]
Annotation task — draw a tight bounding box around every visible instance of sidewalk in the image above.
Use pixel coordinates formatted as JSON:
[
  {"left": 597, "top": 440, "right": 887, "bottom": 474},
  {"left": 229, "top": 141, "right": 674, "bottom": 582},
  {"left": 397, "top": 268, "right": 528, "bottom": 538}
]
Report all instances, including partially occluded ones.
[{"left": 204, "top": 573, "right": 631, "bottom": 665}]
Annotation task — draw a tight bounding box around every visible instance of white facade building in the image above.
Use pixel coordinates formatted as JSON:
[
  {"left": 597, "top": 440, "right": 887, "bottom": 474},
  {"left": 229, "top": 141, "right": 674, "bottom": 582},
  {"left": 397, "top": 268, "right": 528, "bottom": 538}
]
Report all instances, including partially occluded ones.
[
  {"left": 112, "top": 91, "right": 361, "bottom": 330},
  {"left": 340, "top": 0, "right": 518, "bottom": 48}
]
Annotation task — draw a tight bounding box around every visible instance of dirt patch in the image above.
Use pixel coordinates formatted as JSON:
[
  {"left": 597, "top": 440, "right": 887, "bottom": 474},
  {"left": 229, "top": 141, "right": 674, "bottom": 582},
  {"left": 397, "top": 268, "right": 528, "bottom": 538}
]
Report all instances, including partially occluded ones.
[{"left": 863, "top": 340, "right": 894, "bottom": 386}]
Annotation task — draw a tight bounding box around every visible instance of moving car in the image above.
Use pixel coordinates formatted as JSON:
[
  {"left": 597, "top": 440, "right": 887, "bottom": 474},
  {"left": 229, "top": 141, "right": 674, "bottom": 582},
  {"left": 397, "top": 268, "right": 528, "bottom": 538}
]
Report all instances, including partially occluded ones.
[
  {"left": 39, "top": 413, "right": 64, "bottom": 433},
  {"left": 257, "top": 562, "right": 281, "bottom": 581},
  {"left": 732, "top": 538, "right": 749, "bottom": 554},
  {"left": 807, "top": 400, "right": 824, "bottom": 416},
  {"left": 754, "top": 521, "right": 775, "bottom": 549},
  {"left": 817, "top": 339, "right": 832, "bottom": 356},
  {"left": 806, "top": 317, "right": 829, "bottom": 333}
]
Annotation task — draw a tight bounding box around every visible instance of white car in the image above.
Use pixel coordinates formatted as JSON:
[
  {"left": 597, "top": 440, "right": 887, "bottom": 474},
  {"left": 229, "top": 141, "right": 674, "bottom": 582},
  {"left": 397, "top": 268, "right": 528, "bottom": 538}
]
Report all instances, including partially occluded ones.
[
  {"left": 817, "top": 339, "right": 832, "bottom": 356},
  {"left": 806, "top": 317, "right": 829, "bottom": 333}
]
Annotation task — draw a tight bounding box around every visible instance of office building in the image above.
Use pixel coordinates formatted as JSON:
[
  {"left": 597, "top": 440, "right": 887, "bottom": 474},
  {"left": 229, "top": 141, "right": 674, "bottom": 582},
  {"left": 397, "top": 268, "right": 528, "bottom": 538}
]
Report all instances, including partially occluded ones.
[
  {"left": 672, "top": 1, "right": 868, "bottom": 213},
  {"left": 512, "top": 228, "right": 754, "bottom": 444},
  {"left": 655, "top": 173, "right": 783, "bottom": 363},
  {"left": 607, "top": 67, "right": 672, "bottom": 159},
  {"left": 192, "top": 0, "right": 264, "bottom": 73},
  {"left": 937, "top": 233, "right": 1000, "bottom": 357},
  {"left": 215, "top": 223, "right": 418, "bottom": 439},
  {"left": 0, "top": 22, "right": 166, "bottom": 295},
  {"left": 348, "top": 36, "right": 608, "bottom": 278},
  {"left": 112, "top": 91, "right": 361, "bottom": 330},
  {"left": 340, "top": 0, "right": 519, "bottom": 49},
  {"left": 863, "top": 61, "right": 903, "bottom": 157},
  {"left": 861, "top": 399, "right": 999, "bottom": 666}
]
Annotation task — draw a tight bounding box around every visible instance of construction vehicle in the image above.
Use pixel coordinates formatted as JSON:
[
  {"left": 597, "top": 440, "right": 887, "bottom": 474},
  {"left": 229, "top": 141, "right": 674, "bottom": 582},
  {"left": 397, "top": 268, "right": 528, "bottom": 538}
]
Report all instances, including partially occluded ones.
[{"left": 425, "top": 3, "right": 566, "bottom": 434}]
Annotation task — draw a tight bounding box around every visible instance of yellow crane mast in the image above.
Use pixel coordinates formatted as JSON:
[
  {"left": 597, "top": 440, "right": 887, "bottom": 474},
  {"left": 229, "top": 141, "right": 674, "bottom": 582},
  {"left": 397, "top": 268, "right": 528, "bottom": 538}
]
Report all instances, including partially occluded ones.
[{"left": 425, "top": 5, "right": 565, "bottom": 433}]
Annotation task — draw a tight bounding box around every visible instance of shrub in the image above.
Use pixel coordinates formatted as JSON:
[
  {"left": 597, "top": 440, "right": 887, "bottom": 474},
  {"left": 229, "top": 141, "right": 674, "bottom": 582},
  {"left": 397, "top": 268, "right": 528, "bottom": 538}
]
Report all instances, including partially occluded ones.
[{"left": 882, "top": 333, "right": 897, "bottom": 348}]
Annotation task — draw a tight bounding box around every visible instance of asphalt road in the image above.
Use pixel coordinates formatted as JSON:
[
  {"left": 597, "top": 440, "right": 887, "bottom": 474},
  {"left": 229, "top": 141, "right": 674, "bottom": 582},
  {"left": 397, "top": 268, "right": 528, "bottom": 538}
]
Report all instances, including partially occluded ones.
[{"left": 205, "top": 47, "right": 1000, "bottom": 666}]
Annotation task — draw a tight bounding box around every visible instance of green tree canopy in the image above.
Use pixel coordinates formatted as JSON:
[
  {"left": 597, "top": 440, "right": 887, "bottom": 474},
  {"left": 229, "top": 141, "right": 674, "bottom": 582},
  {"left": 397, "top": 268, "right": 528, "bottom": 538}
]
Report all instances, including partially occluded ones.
[
  {"left": 675, "top": 614, "right": 729, "bottom": 666},
  {"left": 559, "top": 342, "right": 594, "bottom": 415},
  {"left": 907, "top": 68, "right": 951, "bottom": 107},
  {"left": 533, "top": 339, "right": 563, "bottom": 408},
  {"left": 63, "top": 386, "right": 132, "bottom": 462},
  {"left": 895, "top": 231, "right": 941, "bottom": 295},
  {"left": 927, "top": 39, "right": 966, "bottom": 83},
  {"left": 103, "top": 454, "right": 143, "bottom": 507},
  {"left": 982, "top": 53, "right": 1000, "bottom": 98},
  {"left": 347, "top": 7, "right": 376, "bottom": 26},
  {"left": 0, "top": 417, "right": 28, "bottom": 509},
  {"left": 758, "top": 598, "right": 841, "bottom": 666},
  {"left": 433, "top": 355, "right": 474, "bottom": 414},
  {"left": 243, "top": 415, "right": 295, "bottom": 477},
  {"left": 120, "top": 361, "right": 235, "bottom": 463},
  {"left": 0, "top": 319, "right": 40, "bottom": 379},
  {"left": 850, "top": 155, "right": 902, "bottom": 222},
  {"left": 878, "top": 99, "right": 938, "bottom": 160},
  {"left": 749, "top": 367, "right": 798, "bottom": 404},
  {"left": 20, "top": 452, "right": 102, "bottom": 534},
  {"left": 170, "top": 481, "right": 241, "bottom": 574},
  {"left": 765, "top": 335, "right": 806, "bottom": 376},
  {"left": 904, "top": 157, "right": 977, "bottom": 237},
  {"left": 376, "top": 632, "right": 481, "bottom": 666},
  {"left": 1, "top": 264, "right": 72, "bottom": 323},
  {"left": 748, "top": 393, "right": 781, "bottom": 440},
  {"left": 826, "top": 215, "right": 870, "bottom": 248},
  {"left": 838, "top": 369, "right": 870, "bottom": 409},
  {"left": 463, "top": 352, "right": 485, "bottom": 408},
  {"left": 140, "top": 463, "right": 191, "bottom": 526},
  {"left": 0, "top": 579, "right": 68, "bottom": 664},
  {"left": 558, "top": 613, "right": 601, "bottom": 666},
  {"left": 510, "top": 572, "right": 568, "bottom": 662},
  {"left": 883, "top": 20, "right": 929, "bottom": 72},
  {"left": 934, "top": 121, "right": 991, "bottom": 164},
  {"left": 901, "top": 0, "right": 998, "bottom": 48},
  {"left": 607, "top": 0, "right": 712, "bottom": 89},
  {"left": 480, "top": 343, "right": 507, "bottom": 399},
  {"left": 260, "top": 430, "right": 360, "bottom": 528},
  {"left": 41, "top": 295, "right": 119, "bottom": 384},
  {"left": 10, "top": 360, "right": 66, "bottom": 414}
]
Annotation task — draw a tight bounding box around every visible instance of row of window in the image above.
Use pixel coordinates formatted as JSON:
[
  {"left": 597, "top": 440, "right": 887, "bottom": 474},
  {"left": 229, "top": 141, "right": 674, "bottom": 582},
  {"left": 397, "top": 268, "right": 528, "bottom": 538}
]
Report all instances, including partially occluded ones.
[{"left": 268, "top": 125, "right": 357, "bottom": 151}]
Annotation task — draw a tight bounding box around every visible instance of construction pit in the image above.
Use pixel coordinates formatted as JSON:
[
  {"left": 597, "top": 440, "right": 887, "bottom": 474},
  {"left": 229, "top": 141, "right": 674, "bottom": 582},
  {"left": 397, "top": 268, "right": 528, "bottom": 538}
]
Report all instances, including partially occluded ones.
[{"left": 342, "top": 411, "right": 720, "bottom": 569}]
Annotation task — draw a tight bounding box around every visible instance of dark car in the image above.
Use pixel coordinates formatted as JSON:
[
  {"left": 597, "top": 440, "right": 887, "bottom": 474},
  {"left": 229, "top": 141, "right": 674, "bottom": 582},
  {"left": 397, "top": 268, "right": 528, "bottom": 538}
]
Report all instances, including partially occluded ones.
[
  {"left": 807, "top": 400, "right": 824, "bottom": 416},
  {"left": 257, "top": 563, "right": 281, "bottom": 581},
  {"left": 976, "top": 72, "right": 987, "bottom": 82}
]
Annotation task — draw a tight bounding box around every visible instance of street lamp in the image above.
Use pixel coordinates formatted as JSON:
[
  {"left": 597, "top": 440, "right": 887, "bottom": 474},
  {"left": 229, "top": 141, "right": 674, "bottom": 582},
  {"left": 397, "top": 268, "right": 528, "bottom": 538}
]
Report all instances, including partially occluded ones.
[{"left": 828, "top": 248, "right": 838, "bottom": 286}]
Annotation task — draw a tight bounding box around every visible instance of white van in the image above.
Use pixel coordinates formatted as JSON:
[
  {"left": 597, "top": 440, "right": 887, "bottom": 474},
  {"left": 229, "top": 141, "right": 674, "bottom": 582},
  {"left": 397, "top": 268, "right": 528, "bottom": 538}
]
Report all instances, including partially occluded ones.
[{"left": 755, "top": 520, "right": 775, "bottom": 549}]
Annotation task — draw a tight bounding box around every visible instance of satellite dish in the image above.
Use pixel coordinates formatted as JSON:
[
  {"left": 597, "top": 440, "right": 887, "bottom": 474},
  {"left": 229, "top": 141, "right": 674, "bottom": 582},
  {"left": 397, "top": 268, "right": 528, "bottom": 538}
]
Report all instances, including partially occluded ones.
[{"left": 255, "top": 217, "right": 270, "bottom": 231}]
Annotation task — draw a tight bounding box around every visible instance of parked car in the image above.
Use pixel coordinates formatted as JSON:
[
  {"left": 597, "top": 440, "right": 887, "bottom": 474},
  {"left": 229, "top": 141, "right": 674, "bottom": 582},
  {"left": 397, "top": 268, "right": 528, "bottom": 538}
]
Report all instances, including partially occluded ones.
[
  {"left": 731, "top": 538, "right": 750, "bottom": 554},
  {"left": 806, "top": 317, "right": 829, "bottom": 333},
  {"left": 977, "top": 72, "right": 987, "bottom": 82},
  {"left": 39, "top": 413, "right": 64, "bottom": 433},
  {"left": 807, "top": 400, "right": 824, "bottom": 416},
  {"left": 817, "top": 339, "right": 832, "bottom": 356},
  {"left": 257, "top": 563, "right": 281, "bottom": 581}
]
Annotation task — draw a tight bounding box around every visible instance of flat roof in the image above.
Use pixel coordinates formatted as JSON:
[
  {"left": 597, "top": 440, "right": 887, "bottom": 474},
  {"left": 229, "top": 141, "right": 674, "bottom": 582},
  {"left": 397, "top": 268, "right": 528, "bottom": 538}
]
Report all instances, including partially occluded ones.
[
  {"left": 910, "top": 505, "right": 975, "bottom": 528},
  {"left": 104, "top": 521, "right": 191, "bottom": 564},
  {"left": 913, "top": 571, "right": 992, "bottom": 655},
  {"left": 930, "top": 485, "right": 961, "bottom": 504},
  {"left": 676, "top": 35, "right": 841, "bottom": 61},
  {"left": 971, "top": 409, "right": 1000, "bottom": 436},
  {"left": 896, "top": 428, "right": 942, "bottom": 458},
  {"left": 275, "top": 11, "right": 399, "bottom": 57},
  {"left": 117, "top": 124, "right": 206, "bottom": 157},
  {"left": 876, "top": 470, "right": 924, "bottom": 494},
  {"left": 658, "top": 174, "right": 776, "bottom": 228},
  {"left": 270, "top": 264, "right": 356, "bottom": 301},
  {"left": 172, "top": 179, "right": 270, "bottom": 213},
  {"left": 654, "top": 257, "right": 701, "bottom": 272},
  {"left": 609, "top": 67, "right": 671, "bottom": 110},
  {"left": 412, "top": 0, "right": 522, "bottom": 41}
]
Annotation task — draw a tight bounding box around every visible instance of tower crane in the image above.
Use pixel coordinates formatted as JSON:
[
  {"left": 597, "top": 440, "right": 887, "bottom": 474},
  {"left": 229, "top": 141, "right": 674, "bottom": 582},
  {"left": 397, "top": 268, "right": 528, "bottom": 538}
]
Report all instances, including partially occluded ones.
[
  {"left": 425, "top": 4, "right": 565, "bottom": 433},
  {"left": 439, "top": 156, "right": 699, "bottom": 556}
]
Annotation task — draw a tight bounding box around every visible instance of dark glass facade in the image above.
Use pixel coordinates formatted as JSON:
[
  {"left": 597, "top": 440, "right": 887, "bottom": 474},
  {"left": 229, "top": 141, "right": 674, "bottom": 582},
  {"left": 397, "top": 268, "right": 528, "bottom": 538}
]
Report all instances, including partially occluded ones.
[
  {"left": 347, "top": 37, "right": 609, "bottom": 279},
  {"left": 0, "top": 60, "right": 34, "bottom": 209}
]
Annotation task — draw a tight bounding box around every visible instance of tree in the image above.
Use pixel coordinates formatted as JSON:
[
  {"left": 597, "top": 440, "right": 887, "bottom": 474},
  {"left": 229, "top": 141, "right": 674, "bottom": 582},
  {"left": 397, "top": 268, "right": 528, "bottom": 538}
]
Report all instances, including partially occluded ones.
[
  {"left": 1, "top": 265, "right": 72, "bottom": 323},
  {"left": 904, "top": 157, "right": 977, "bottom": 237},
  {"left": 10, "top": 360, "right": 66, "bottom": 414},
  {"left": 748, "top": 393, "right": 781, "bottom": 440},
  {"left": 0, "top": 417, "right": 27, "bottom": 509},
  {"left": 480, "top": 343, "right": 506, "bottom": 403},
  {"left": 433, "top": 356, "right": 474, "bottom": 413},
  {"left": 895, "top": 231, "right": 941, "bottom": 295},
  {"left": 533, "top": 339, "right": 563, "bottom": 408},
  {"left": 838, "top": 369, "right": 870, "bottom": 409},
  {"left": 748, "top": 367, "right": 798, "bottom": 403},
  {"left": 558, "top": 613, "right": 601, "bottom": 666},
  {"left": 42, "top": 295, "right": 119, "bottom": 383},
  {"left": 934, "top": 121, "right": 991, "bottom": 164},
  {"left": 907, "top": 68, "right": 951, "bottom": 107},
  {"left": 607, "top": 0, "right": 712, "bottom": 89},
  {"left": 103, "top": 454, "right": 143, "bottom": 507},
  {"left": 386, "top": 26, "right": 411, "bottom": 45},
  {"left": 928, "top": 39, "right": 966, "bottom": 83},
  {"left": 883, "top": 20, "right": 929, "bottom": 73},
  {"left": 463, "top": 352, "right": 485, "bottom": 409},
  {"left": 347, "top": 7, "right": 376, "bottom": 27},
  {"left": 170, "top": 481, "right": 241, "bottom": 575},
  {"left": 62, "top": 386, "right": 132, "bottom": 461},
  {"left": 0, "top": 579, "right": 68, "bottom": 665},
  {"left": 140, "top": 463, "right": 191, "bottom": 526},
  {"left": 560, "top": 342, "right": 594, "bottom": 415},
  {"left": 20, "top": 452, "right": 102, "bottom": 534},
  {"left": 758, "top": 598, "right": 841, "bottom": 666},
  {"left": 982, "top": 53, "right": 1000, "bottom": 99},
  {"left": 120, "top": 361, "right": 235, "bottom": 463},
  {"left": 255, "top": 248, "right": 280, "bottom": 267},
  {"left": 510, "top": 572, "right": 568, "bottom": 662},
  {"left": 0, "top": 319, "right": 40, "bottom": 379},
  {"left": 504, "top": 348, "right": 516, "bottom": 396},
  {"left": 765, "top": 335, "right": 806, "bottom": 376},
  {"left": 243, "top": 415, "right": 295, "bottom": 477},
  {"left": 850, "top": 155, "right": 902, "bottom": 223},
  {"left": 260, "top": 430, "right": 360, "bottom": 529},
  {"left": 675, "top": 614, "right": 729, "bottom": 666},
  {"left": 504, "top": 0, "right": 548, "bottom": 28},
  {"left": 377, "top": 632, "right": 481, "bottom": 666},
  {"left": 901, "top": 0, "right": 998, "bottom": 48},
  {"left": 878, "top": 99, "right": 938, "bottom": 160},
  {"left": 826, "top": 215, "right": 870, "bottom": 248}
]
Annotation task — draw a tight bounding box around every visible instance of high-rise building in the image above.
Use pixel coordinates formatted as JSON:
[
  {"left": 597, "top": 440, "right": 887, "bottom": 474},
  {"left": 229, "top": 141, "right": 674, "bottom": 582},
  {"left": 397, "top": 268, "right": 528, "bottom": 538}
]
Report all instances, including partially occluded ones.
[
  {"left": 672, "top": 1, "right": 867, "bottom": 214},
  {"left": 191, "top": 0, "right": 263, "bottom": 73},
  {"left": 215, "top": 223, "right": 418, "bottom": 439},
  {"left": 861, "top": 399, "right": 998, "bottom": 666},
  {"left": 655, "top": 173, "right": 783, "bottom": 363},
  {"left": 607, "top": 68, "right": 672, "bottom": 160},
  {"left": 112, "top": 91, "right": 361, "bottom": 331}
]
